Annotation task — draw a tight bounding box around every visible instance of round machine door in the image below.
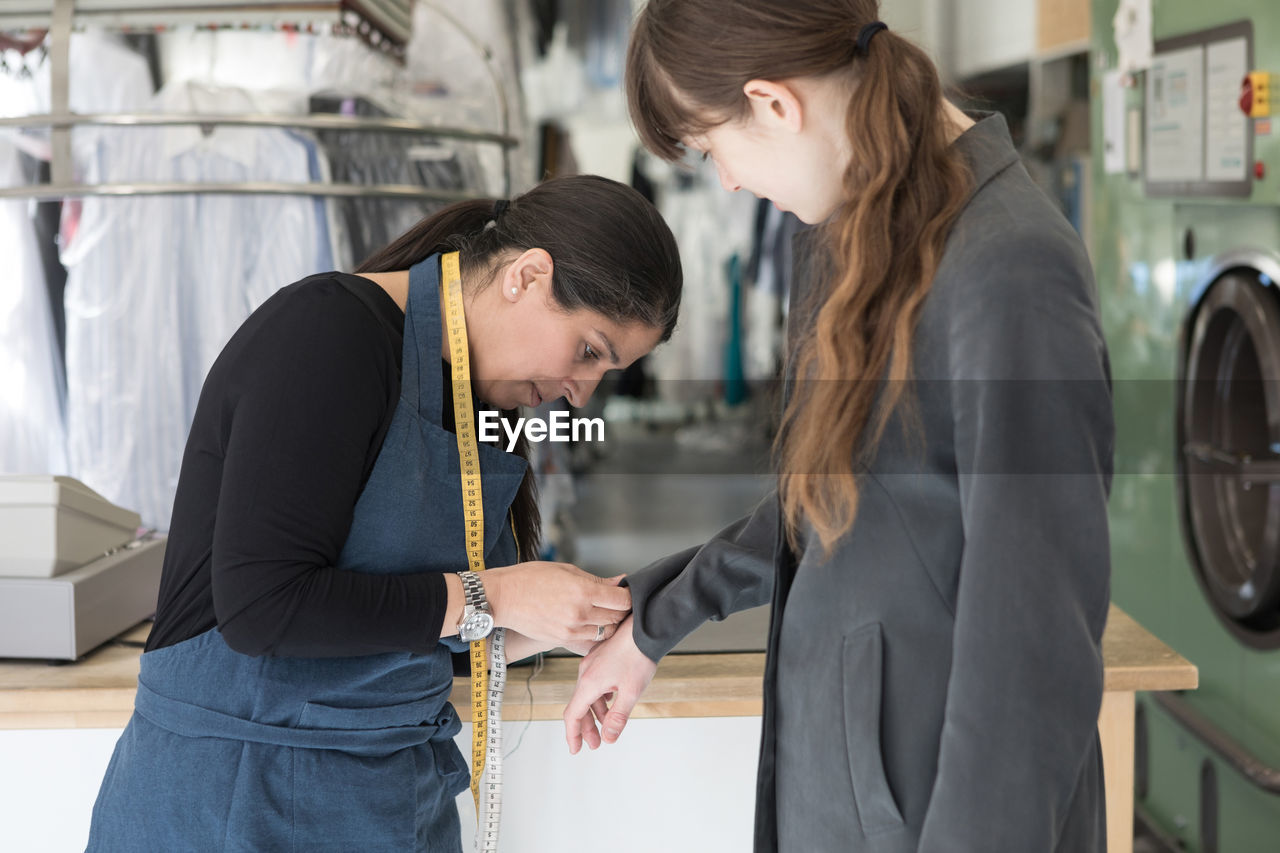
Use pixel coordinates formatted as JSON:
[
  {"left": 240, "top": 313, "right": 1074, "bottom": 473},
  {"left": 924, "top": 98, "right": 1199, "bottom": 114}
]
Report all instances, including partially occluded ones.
[{"left": 1179, "top": 263, "right": 1280, "bottom": 648}]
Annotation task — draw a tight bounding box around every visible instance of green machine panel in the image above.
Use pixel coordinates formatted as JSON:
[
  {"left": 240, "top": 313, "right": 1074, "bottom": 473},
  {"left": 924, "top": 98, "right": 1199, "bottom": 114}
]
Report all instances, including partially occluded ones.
[{"left": 1093, "top": 1, "right": 1280, "bottom": 849}]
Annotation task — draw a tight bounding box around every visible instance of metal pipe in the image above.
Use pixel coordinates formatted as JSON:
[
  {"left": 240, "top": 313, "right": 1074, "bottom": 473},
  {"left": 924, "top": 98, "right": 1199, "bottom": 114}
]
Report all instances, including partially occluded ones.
[
  {"left": 1, "top": 3, "right": 411, "bottom": 44},
  {"left": 48, "top": 0, "right": 73, "bottom": 184},
  {"left": 4, "top": 1, "right": 521, "bottom": 192},
  {"left": 1150, "top": 691, "right": 1280, "bottom": 795},
  {"left": 1133, "top": 801, "right": 1185, "bottom": 853},
  {"left": 0, "top": 112, "right": 518, "bottom": 147},
  {"left": 0, "top": 181, "right": 483, "bottom": 201}
]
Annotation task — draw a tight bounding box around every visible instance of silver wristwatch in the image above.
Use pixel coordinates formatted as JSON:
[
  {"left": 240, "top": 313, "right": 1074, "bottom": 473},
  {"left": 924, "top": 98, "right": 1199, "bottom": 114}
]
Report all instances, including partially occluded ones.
[{"left": 457, "top": 571, "right": 495, "bottom": 642}]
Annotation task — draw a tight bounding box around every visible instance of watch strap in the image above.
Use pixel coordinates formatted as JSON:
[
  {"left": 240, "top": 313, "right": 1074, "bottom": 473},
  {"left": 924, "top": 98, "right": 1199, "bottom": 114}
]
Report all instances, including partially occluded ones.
[{"left": 459, "top": 570, "right": 490, "bottom": 611}]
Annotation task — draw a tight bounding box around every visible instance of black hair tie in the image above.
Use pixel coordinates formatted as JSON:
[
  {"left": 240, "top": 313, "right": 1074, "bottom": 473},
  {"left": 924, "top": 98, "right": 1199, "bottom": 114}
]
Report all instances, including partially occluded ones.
[
  {"left": 855, "top": 21, "right": 887, "bottom": 56},
  {"left": 492, "top": 199, "right": 510, "bottom": 222}
]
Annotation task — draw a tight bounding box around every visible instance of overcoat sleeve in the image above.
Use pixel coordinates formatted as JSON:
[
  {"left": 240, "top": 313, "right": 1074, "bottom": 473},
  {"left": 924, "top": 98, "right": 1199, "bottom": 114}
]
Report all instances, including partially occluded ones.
[
  {"left": 918, "top": 227, "right": 1114, "bottom": 850},
  {"left": 624, "top": 491, "right": 779, "bottom": 661},
  {"left": 623, "top": 228, "right": 824, "bottom": 663}
]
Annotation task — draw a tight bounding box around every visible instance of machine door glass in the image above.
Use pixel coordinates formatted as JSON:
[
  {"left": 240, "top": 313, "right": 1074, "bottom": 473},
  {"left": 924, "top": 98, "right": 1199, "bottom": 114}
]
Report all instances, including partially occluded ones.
[{"left": 1179, "top": 257, "right": 1280, "bottom": 647}]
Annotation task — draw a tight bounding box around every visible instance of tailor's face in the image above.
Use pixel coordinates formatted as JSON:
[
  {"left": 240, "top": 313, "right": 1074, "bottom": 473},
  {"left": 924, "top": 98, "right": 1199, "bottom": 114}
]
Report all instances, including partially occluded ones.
[
  {"left": 465, "top": 249, "right": 664, "bottom": 410},
  {"left": 683, "top": 77, "right": 852, "bottom": 224}
]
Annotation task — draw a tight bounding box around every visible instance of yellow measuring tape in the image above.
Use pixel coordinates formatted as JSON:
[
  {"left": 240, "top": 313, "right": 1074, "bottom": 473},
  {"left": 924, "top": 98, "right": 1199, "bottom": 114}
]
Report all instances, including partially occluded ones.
[{"left": 440, "top": 251, "right": 504, "bottom": 844}]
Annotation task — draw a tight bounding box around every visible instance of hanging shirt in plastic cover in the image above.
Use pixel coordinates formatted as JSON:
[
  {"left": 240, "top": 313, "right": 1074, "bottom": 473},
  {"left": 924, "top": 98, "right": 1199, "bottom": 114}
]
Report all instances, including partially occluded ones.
[
  {"left": 0, "top": 32, "right": 151, "bottom": 476},
  {"left": 408, "top": 0, "right": 534, "bottom": 194},
  {"left": 60, "top": 80, "right": 323, "bottom": 530},
  {"left": 149, "top": 23, "right": 489, "bottom": 272},
  {"left": 310, "top": 93, "right": 469, "bottom": 271},
  {"left": 0, "top": 87, "right": 67, "bottom": 475}
]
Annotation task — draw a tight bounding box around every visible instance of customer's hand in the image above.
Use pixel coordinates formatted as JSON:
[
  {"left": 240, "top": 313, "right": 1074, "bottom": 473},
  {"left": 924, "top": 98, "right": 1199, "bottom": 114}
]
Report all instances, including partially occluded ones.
[
  {"left": 563, "top": 616, "right": 658, "bottom": 753},
  {"left": 484, "top": 562, "right": 629, "bottom": 650}
]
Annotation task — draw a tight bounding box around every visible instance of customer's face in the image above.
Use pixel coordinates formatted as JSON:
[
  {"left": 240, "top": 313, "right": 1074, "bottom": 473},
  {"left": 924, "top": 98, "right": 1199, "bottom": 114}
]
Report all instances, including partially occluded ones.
[{"left": 680, "top": 75, "right": 855, "bottom": 225}]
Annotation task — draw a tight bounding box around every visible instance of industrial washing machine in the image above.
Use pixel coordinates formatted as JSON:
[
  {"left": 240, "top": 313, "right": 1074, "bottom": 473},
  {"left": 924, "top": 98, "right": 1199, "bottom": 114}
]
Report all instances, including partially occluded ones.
[{"left": 1092, "top": 0, "right": 1280, "bottom": 849}]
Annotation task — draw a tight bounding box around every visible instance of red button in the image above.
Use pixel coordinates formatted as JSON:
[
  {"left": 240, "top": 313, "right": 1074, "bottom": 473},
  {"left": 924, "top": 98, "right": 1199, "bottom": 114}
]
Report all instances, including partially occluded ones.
[
  {"left": 1243, "top": 75, "right": 1256, "bottom": 116},
  {"left": 1257, "top": 161, "right": 1266, "bottom": 180}
]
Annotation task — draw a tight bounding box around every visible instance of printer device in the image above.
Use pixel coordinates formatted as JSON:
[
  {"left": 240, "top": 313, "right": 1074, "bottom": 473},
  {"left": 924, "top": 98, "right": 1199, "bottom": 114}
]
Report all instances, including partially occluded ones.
[{"left": 0, "top": 475, "right": 164, "bottom": 661}]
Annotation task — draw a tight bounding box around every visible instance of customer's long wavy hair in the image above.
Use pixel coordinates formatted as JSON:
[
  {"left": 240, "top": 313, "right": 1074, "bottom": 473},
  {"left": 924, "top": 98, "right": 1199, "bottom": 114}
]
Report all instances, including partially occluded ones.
[{"left": 627, "top": 0, "right": 972, "bottom": 553}]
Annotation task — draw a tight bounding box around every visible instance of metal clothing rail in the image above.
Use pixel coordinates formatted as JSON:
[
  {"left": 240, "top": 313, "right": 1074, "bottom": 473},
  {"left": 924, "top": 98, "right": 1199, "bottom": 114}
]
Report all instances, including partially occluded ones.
[
  {"left": 1, "top": 0, "right": 520, "bottom": 199},
  {"left": 0, "top": 113, "right": 519, "bottom": 147},
  {"left": 0, "top": 111, "right": 515, "bottom": 200},
  {"left": 0, "top": 181, "right": 485, "bottom": 201},
  {"left": 0, "top": 1, "right": 414, "bottom": 47}
]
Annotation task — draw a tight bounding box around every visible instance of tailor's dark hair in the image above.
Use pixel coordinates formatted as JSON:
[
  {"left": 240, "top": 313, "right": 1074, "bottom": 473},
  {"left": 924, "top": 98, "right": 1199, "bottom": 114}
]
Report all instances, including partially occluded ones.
[
  {"left": 358, "top": 174, "right": 684, "bottom": 559},
  {"left": 628, "top": 0, "right": 971, "bottom": 554}
]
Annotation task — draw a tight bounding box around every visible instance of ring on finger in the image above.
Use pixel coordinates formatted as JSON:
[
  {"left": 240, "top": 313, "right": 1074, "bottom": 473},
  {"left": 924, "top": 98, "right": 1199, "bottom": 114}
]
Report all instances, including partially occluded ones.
[{"left": 594, "top": 624, "right": 606, "bottom": 642}]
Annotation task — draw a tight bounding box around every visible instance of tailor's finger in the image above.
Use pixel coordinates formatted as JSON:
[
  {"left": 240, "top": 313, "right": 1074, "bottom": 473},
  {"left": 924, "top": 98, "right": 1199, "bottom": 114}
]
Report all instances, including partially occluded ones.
[
  {"left": 590, "top": 583, "right": 632, "bottom": 611},
  {"left": 581, "top": 606, "right": 629, "bottom": 627}
]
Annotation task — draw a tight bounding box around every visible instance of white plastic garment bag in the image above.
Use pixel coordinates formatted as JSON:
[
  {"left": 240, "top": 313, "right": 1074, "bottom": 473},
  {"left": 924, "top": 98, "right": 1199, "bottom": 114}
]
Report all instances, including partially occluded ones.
[
  {"left": 61, "top": 138, "right": 186, "bottom": 529},
  {"left": 410, "top": 0, "right": 534, "bottom": 193},
  {"left": 0, "top": 44, "right": 76, "bottom": 477},
  {"left": 0, "top": 134, "right": 69, "bottom": 475},
  {"left": 61, "top": 81, "right": 322, "bottom": 530}
]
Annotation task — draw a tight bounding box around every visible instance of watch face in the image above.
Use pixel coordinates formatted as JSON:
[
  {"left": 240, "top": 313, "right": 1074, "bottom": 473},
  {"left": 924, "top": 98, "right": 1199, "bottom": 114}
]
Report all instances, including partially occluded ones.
[{"left": 459, "top": 610, "right": 495, "bottom": 642}]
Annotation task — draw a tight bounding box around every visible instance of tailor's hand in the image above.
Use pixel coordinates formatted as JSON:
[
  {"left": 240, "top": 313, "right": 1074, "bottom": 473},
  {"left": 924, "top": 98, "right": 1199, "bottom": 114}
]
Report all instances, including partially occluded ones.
[
  {"left": 563, "top": 616, "right": 658, "bottom": 753},
  {"left": 484, "top": 563, "right": 629, "bottom": 651},
  {"left": 502, "top": 622, "right": 619, "bottom": 664}
]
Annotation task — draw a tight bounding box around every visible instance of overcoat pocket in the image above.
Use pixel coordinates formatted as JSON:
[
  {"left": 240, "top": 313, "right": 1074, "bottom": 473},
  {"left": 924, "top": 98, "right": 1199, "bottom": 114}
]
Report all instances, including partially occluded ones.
[{"left": 842, "top": 622, "right": 905, "bottom": 836}]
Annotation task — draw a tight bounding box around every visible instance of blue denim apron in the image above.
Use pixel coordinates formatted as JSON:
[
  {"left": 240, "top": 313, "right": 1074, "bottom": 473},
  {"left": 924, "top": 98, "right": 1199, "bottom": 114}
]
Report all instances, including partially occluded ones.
[{"left": 87, "top": 255, "right": 527, "bottom": 852}]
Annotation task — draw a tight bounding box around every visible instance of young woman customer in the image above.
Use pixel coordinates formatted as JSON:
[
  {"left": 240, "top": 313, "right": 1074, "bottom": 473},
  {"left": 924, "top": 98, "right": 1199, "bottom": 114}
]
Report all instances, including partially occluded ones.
[
  {"left": 87, "top": 174, "right": 683, "bottom": 852},
  {"left": 566, "top": 3, "right": 1113, "bottom": 851}
]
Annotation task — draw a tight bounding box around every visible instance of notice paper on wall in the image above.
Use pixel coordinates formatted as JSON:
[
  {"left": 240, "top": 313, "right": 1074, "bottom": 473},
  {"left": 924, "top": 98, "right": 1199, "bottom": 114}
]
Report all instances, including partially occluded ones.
[
  {"left": 1145, "top": 45, "right": 1204, "bottom": 183},
  {"left": 1143, "top": 21, "right": 1253, "bottom": 197},
  {"left": 1204, "top": 37, "right": 1248, "bottom": 182}
]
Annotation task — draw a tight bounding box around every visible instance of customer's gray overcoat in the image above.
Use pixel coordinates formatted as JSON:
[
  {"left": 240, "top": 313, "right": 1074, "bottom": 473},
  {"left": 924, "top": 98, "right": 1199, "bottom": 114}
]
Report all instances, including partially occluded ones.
[{"left": 625, "top": 112, "right": 1113, "bottom": 853}]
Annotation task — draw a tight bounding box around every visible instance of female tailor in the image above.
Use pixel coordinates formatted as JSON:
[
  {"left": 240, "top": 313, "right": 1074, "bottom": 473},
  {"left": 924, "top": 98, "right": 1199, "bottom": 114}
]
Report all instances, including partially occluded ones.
[{"left": 87, "top": 174, "right": 682, "bottom": 852}]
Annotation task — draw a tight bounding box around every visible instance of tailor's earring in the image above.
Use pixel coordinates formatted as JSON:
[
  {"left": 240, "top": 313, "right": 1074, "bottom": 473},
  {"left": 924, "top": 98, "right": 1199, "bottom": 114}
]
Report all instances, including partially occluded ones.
[{"left": 511, "top": 287, "right": 518, "bottom": 296}]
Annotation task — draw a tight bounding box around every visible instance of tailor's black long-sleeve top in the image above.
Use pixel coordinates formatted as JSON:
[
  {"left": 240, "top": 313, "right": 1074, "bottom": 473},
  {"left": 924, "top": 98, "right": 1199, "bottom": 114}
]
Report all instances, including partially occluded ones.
[{"left": 146, "top": 272, "right": 451, "bottom": 656}]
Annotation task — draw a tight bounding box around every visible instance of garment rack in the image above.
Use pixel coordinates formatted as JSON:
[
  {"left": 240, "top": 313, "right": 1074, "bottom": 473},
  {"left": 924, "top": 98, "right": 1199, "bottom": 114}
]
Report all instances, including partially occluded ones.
[
  {"left": 0, "top": 0, "right": 519, "bottom": 200},
  {"left": 0, "top": 182, "right": 488, "bottom": 202},
  {"left": 0, "top": 112, "right": 518, "bottom": 200},
  {"left": 0, "top": 1, "right": 414, "bottom": 49}
]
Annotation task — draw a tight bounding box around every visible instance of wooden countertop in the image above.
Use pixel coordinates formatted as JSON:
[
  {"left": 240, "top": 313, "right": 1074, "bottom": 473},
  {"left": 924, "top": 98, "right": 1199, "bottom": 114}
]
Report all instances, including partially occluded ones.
[
  {"left": 1099, "top": 605, "right": 1198, "bottom": 693},
  {"left": 0, "top": 604, "right": 1196, "bottom": 729}
]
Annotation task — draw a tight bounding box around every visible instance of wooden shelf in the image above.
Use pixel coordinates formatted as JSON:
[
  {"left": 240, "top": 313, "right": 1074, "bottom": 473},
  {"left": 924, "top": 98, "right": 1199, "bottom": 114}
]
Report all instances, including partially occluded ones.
[
  {"left": 0, "top": 604, "right": 1196, "bottom": 729},
  {"left": 1038, "top": 0, "right": 1091, "bottom": 56}
]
